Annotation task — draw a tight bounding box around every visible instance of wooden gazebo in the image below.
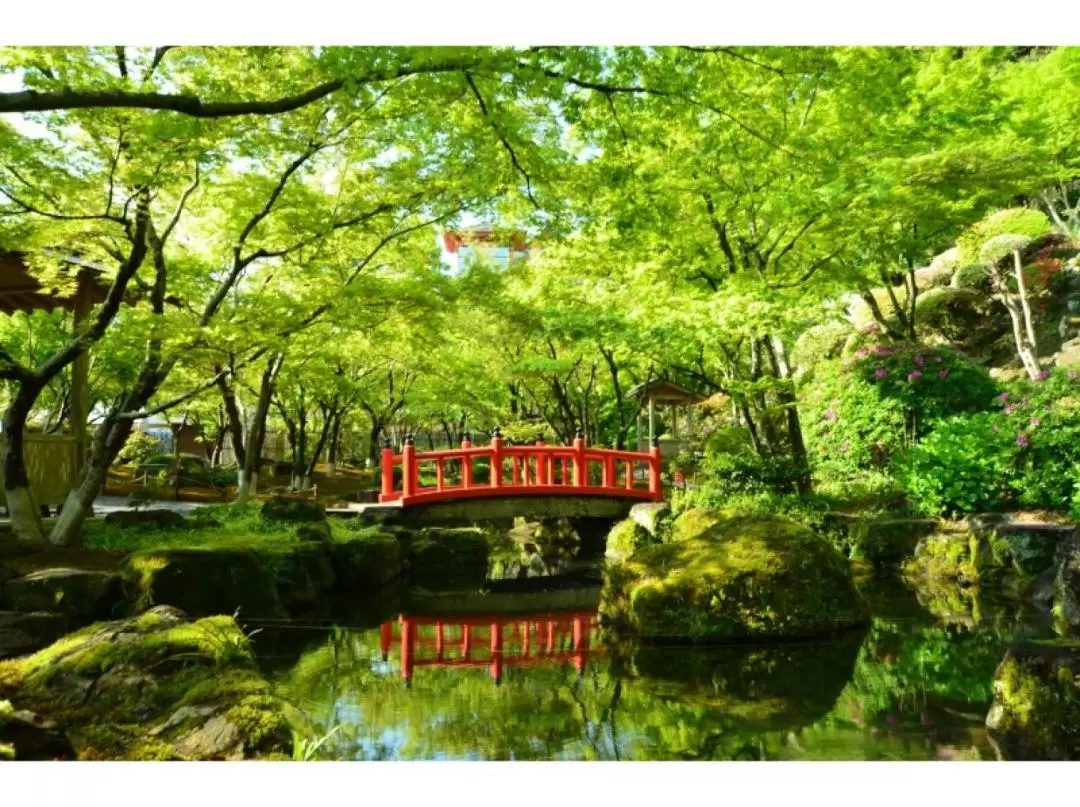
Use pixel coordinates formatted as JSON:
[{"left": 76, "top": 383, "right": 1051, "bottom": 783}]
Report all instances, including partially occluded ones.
[
  {"left": 628, "top": 379, "right": 707, "bottom": 458},
  {"left": 0, "top": 251, "right": 111, "bottom": 508}
]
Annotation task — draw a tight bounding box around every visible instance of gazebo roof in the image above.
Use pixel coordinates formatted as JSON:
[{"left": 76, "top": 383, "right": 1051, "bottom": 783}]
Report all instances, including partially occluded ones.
[
  {"left": 627, "top": 379, "right": 707, "bottom": 406},
  {"left": 0, "top": 251, "right": 112, "bottom": 315}
]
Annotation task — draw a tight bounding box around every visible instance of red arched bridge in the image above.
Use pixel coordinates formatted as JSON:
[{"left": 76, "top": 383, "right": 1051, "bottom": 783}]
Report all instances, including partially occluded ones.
[
  {"left": 379, "top": 429, "right": 663, "bottom": 508},
  {"left": 380, "top": 610, "right": 601, "bottom": 686}
]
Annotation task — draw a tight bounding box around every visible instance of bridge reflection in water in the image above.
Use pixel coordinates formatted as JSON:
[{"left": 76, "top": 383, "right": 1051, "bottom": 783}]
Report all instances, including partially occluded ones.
[{"left": 379, "top": 611, "right": 601, "bottom": 686}]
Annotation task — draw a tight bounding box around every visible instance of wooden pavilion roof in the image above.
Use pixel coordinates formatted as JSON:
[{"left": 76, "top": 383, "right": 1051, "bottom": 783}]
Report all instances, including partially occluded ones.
[
  {"left": 0, "top": 251, "right": 112, "bottom": 315},
  {"left": 627, "top": 379, "right": 707, "bottom": 406}
]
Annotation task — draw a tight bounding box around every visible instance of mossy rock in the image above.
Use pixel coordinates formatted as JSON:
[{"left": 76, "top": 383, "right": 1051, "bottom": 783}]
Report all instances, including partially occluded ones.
[
  {"left": 849, "top": 519, "right": 938, "bottom": 566},
  {"left": 601, "top": 514, "right": 869, "bottom": 642},
  {"left": 1, "top": 569, "right": 123, "bottom": 627},
  {"left": 605, "top": 518, "right": 652, "bottom": 564},
  {"left": 0, "top": 611, "right": 69, "bottom": 660},
  {"left": 328, "top": 534, "right": 404, "bottom": 597},
  {"left": 295, "top": 522, "right": 332, "bottom": 543},
  {"left": 103, "top": 509, "right": 188, "bottom": 530},
  {"left": 403, "top": 528, "right": 490, "bottom": 591},
  {"left": 668, "top": 508, "right": 726, "bottom": 543},
  {"left": 903, "top": 533, "right": 981, "bottom": 584},
  {"left": 0, "top": 606, "right": 292, "bottom": 760},
  {"left": 122, "top": 548, "right": 287, "bottom": 619},
  {"left": 986, "top": 643, "right": 1080, "bottom": 760},
  {"left": 260, "top": 496, "right": 326, "bottom": 523}
]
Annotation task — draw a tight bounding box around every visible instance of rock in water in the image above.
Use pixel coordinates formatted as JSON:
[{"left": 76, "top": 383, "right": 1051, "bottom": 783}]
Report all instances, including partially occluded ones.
[
  {"left": 601, "top": 513, "right": 868, "bottom": 641},
  {"left": 1, "top": 569, "right": 122, "bottom": 627},
  {"left": 0, "top": 606, "right": 292, "bottom": 760},
  {"left": 986, "top": 643, "right": 1080, "bottom": 760},
  {"left": 261, "top": 496, "right": 327, "bottom": 523}
]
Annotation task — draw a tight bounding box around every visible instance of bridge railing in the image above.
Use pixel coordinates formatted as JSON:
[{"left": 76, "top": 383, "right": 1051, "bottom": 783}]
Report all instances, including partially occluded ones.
[{"left": 379, "top": 429, "right": 663, "bottom": 506}]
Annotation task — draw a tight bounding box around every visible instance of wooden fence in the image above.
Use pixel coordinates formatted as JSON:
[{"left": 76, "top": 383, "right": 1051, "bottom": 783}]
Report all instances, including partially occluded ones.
[{"left": 0, "top": 433, "right": 78, "bottom": 508}]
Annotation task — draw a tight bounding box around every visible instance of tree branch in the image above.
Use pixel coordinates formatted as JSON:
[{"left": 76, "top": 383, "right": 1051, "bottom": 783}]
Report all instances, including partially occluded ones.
[{"left": 464, "top": 72, "right": 538, "bottom": 208}]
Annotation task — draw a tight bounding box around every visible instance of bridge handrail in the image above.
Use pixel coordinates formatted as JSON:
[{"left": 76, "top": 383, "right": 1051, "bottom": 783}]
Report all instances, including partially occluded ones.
[{"left": 379, "top": 430, "right": 663, "bottom": 505}]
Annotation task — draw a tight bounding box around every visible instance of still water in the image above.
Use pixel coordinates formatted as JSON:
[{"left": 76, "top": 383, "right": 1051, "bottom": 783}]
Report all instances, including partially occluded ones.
[{"left": 254, "top": 578, "right": 1055, "bottom": 761}]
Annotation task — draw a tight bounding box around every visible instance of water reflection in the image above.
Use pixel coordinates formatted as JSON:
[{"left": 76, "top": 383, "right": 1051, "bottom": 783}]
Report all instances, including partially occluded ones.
[
  {"left": 267, "top": 590, "right": 1058, "bottom": 761},
  {"left": 381, "top": 611, "right": 601, "bottom": 686}
]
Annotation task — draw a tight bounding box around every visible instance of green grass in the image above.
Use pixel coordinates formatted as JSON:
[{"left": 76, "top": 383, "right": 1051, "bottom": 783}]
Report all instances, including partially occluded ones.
[{"left": 80, "top": 503, "right": 363, "bottom": 553}]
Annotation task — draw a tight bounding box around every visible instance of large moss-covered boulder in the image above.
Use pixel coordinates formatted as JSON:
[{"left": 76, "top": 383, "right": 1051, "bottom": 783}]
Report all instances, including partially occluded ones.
[
  {"left": 1, "top": 569, "right": 123, "bottom": 627},
  {"left": 0, "top": 606, "right": 293, "bottom": 760},
  {"left": 602, "top": 514, "right": 868, "bottom": 641},
  {"left": 403, "top": 528, "right": 490, "bottom": 590},
  {"left": 986, "top": 643, "right": 1080, "bottom": 760},
  {"left": 668, "top": 508, "right": 726, "bottom": 543}
]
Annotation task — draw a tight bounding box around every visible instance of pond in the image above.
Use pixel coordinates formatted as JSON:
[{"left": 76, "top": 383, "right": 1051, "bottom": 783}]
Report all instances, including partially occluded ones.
[{"left": 252, "top": 576, "right": 1057, "bottom": 761}]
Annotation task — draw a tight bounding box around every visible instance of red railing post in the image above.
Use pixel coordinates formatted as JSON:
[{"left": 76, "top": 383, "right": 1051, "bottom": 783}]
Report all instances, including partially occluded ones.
[
  {"left": 461, "top": 433, "right": 473, "bottom": 489},
  {"left": 402, "top": 434, "right": 417, "bottom": 500},
  {"left": 400, "top": 616, "right": 415, "bottom": 685},
  {"left": 512, "top": 454, "right": 522, "bottom": 487},
  {"left": 490, "top": 427, "right": 503, "bottom": 488},
  {"left": 535, "top": 435, "right": 548, "bottom": 485},
  {"left": 603, "top": 454, "right": 615, "bottom": 489},
  {"left": 649, "top": 436, "right": 662, "bottom": 499},
  {"left": 436, "top": 621, "right": 445, "bottom": 660},
  {"left": 380, "top": 438, "right": 395, "bottom": 499},
  {"left": 435, "top": 458, "right": 445, "bottom": 491},
  {"left": 625, "top": 459, "right": 634, "bottom": 490},
  {"left": 462, "top": 624, "right": 472, "bottom": 659},
  {"left": 379, "top": 620, "right": 392, "bottom": 662},
  {"left": 490, "top": 620, "right": 503, "bottom": 685},
  {"left": 572, "top": 430, "right": 587, "bottom": 487}
]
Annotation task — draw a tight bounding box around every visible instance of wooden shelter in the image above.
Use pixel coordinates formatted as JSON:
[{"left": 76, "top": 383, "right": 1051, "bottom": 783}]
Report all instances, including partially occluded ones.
[
  {"left": 628, "top": 379, "right": 707, "bottom": 457},
  {"left": 0, "top": 251, "right": 112, "bottom": 506}
]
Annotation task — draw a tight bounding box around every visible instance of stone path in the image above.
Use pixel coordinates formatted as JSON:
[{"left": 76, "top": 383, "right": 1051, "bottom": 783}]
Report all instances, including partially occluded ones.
[{"left": 0, "top": 494, "right": 211, "bottom": 527}]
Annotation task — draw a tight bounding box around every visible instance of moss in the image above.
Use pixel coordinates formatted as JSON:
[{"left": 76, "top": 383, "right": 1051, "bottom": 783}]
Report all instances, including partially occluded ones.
[
  {"left": 329, "top": 533, "right": 403, "bottom": 596},
  {"left": 849, "top": 519, "right": 937, "bottom": 566},
  {"left": 0, "top": 608, "right": 292, "bottom": 760},
  {"left": 986, "top": 644, "right": 1080, "bottom": 759},
  {"left": 605, "top": 518, "right": 651, "bottom": 563},
  {"left": 903, "top": 532, "right": 980, "bottom": 583},
  {"left": 602, "top": 513, "right": 868, "bottom": 641},
  {"left": 668, "top": 508, "right": 726, "bottom": 543}
]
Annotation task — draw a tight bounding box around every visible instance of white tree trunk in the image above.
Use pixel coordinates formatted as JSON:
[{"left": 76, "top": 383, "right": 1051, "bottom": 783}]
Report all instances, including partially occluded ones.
[
  {"left": 326, "top": 462, "right": 337, "bottom": 478},
  {"left": 1013, "top": 250, "right": 1041, "bottom": 361},
  {"left": 6, "top": 486, "right": 44, "bottom": 542},
  {"left": 236, "top": 471, "right": 258, "bottom": 505}
]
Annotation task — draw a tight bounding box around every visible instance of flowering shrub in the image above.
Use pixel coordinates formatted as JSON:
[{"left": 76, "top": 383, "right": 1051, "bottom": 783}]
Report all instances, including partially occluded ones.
[
  {"left": 802, "top": 344, "right": 998, "bottom": 483},
  {"left": 898, "top": 368, "right": 1080, "bottom": 515}
]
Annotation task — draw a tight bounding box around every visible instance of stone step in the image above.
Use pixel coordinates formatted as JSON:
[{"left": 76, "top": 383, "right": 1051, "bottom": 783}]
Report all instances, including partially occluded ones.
[{"left": 0, "top": 610, "right": 69, "bottom": 660}]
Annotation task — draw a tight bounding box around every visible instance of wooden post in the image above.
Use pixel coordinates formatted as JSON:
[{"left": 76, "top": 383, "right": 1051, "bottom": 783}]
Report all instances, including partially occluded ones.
[
  {"left": 380, "top": 439, "right": 394, "bottom": 499},
  {"left": 435, "top": 458, "right": 445, "bottom": 491},
  {"left": 401, "top": 434, "right": 416, "bottom": 499},
  {"left": 490, "top": 427, "right": 503, "bottom": 488},
  {"left": 649, "top": 436, "right": 662, "bottom": 499},
  {"left": 625, "top": 460, "right": 634, "bottom": 490},
  {"left": 603, "top": 455, "right": 615, "bottom": 489},
  {"left": 70, "top": 284, "right": 92, "bottom": 490},
  {"left": 436, "top": 621, "right": 444, "bottom": 660},
  {"left": 461, "top": 625, "right": 472, "bottom": 659},
  {"left": 572, "top": 430, "right": 586, "bottom": 487},
  {"left": 512, "top": 455, "right": 521, "bottom": 487},
  {"left": 461, "top": 433, "right": 472, "bottom": 489}
]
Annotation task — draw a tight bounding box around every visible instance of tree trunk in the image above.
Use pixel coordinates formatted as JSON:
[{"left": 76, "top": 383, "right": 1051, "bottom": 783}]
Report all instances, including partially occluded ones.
[
  {"left": 2, "top": 382, "right": 46, "bottom": 542},
  {"left": 764, "top": 335, "right": 813, "bottom": 494},
  {"left": 215, "top": 368, "right": 246, "bottom": 469},
  {"left": 1013, "top": 250, "right": 1041, "bottom": 365},
  {"left": 237, "top": 355, "right": 283, "bottom": 504},
  {"left": 326, "top": 411, "right": 343, "bottom": 477}
]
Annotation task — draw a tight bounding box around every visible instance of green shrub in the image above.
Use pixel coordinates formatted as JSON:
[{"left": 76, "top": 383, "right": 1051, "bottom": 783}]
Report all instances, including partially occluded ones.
[
  {"left": 687, "top": 448, "right": 810, "bottom": 499},
  {"left": 956, "top": 208, "right": 1053, "bottom": 264},
  {"left": 950, "top": 263, "right": 991, "bottom": 292},
  {"left": 896, "top": 412, "right": 1020, "bottom": 516}
]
